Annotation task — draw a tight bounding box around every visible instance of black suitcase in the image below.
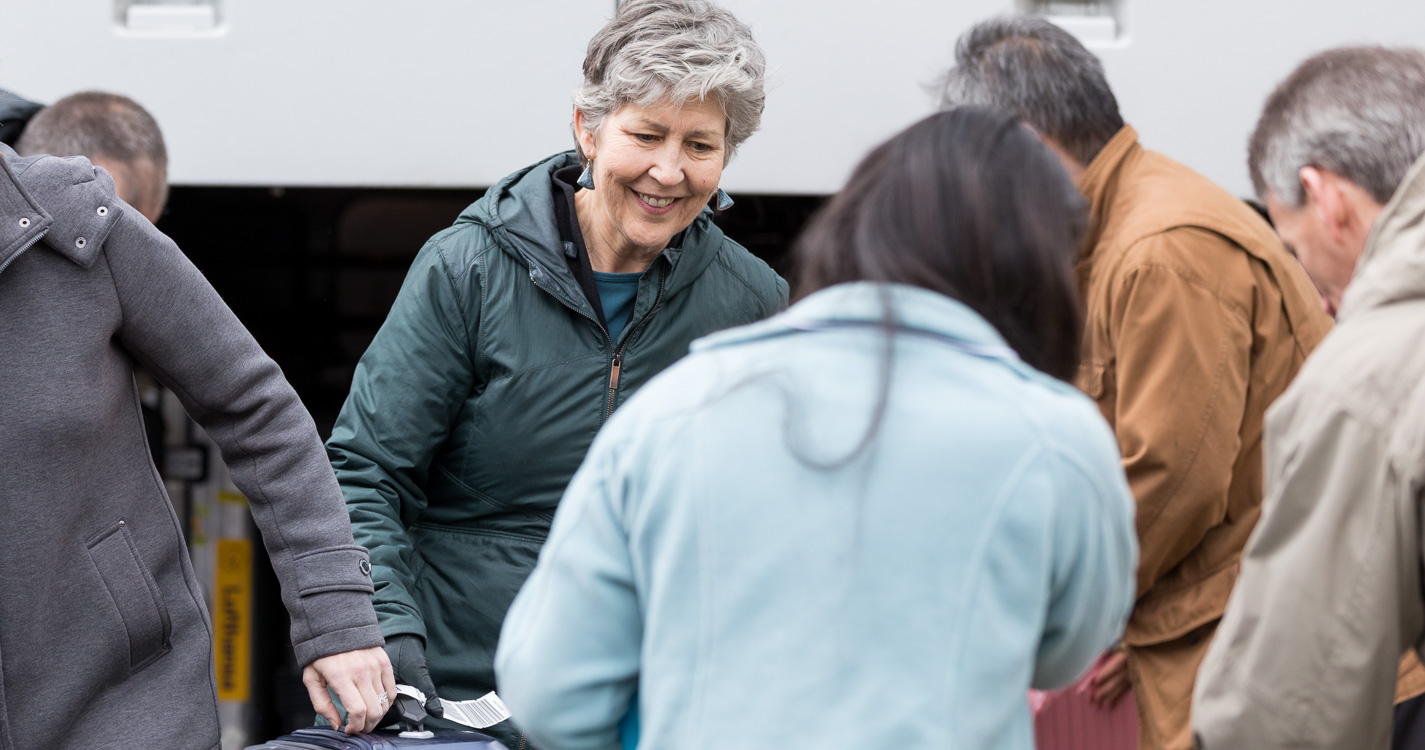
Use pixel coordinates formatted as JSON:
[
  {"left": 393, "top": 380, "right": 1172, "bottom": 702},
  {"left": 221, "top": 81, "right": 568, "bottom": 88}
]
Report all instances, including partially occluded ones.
[{"left": 245, "top": 727, "right": 508, "bottom": 750}]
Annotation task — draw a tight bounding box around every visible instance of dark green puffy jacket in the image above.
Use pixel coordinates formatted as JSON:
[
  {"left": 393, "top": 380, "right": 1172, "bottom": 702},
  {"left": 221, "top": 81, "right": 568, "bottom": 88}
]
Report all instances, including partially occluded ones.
[{"left": 327, "top": 151, "right": 788, "bottom": 703}]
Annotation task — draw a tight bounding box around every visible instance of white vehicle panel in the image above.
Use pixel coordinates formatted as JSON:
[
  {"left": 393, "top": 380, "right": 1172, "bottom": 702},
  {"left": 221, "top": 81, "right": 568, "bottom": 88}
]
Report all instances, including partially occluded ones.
[
  {"left": 0, "top": 0, "right": 604, "bottom": 188},
  {"left": 3, "top": 1, "right": 1425, "bottom": 196}
]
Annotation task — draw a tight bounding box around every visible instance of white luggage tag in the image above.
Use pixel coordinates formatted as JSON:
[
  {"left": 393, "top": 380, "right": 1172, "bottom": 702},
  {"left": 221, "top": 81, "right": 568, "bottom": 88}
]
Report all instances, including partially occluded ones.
[{"left": 395, "top": 684, "right": 512, "bottom": 730}]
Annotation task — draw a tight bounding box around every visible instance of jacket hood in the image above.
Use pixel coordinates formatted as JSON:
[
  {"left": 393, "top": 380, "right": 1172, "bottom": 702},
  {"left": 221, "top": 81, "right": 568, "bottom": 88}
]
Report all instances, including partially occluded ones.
[
  {"left": 0, "top": 143, "right": 125, "bottom": 272},
  {"left": 455, "top": 151, "right": 727, "bottom": 302},
  {"left": 1338, "top": 150, "right": 1425, "bottom": 321}
]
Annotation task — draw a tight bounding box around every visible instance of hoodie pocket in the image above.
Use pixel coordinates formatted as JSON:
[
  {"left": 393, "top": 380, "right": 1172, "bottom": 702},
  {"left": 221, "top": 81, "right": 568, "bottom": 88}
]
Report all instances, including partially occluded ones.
[{"left": 86, "top": 519, "right": 172, "bottom": 674}]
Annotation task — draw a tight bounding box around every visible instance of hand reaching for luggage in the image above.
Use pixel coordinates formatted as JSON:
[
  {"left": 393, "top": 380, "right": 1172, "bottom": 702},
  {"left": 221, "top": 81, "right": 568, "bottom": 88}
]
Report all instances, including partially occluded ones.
[
  {"left": 303, "top": 646, "right": 397, "bottom": 734},
  {"left": 385, "top": 634, "right": 445, "bottom": 719},
  {"left": 1089, "top": 649, "right": 1132, "bottom": 709}
]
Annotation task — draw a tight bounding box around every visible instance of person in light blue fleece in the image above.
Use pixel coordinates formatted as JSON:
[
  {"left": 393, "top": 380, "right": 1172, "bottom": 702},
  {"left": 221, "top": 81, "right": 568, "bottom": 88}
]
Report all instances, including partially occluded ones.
[{"left": 494, "top": 106, "right": 1138, "bottom": 750}]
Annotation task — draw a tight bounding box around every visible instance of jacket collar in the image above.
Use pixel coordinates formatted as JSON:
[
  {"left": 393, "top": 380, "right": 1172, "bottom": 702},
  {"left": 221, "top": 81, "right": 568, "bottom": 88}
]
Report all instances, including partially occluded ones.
[
  {"left": 1337, "top": 149, "right": 1425, "bottom": 322},
  {"left": 0, "top": 143, "right": 124, "bottom": 272},
  {"left": 1076, "top": 125, "right": 1141, "bottom": 263},
  {"left": 694, "top": 282, "right": 1044, "bottom": 381},
  {"left": 0, "top": 144, "right": 53, "bottom": 273},
  {"left": 457, "top": 151, "right": 726, "bottom": 310}
]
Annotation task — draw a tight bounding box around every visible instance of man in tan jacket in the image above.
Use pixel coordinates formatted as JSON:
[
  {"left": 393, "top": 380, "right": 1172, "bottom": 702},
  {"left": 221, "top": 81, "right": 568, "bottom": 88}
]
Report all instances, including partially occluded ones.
[
  {"left": 1193, "top": 46, "right": 1425, "bottom": 749},
  {"left": 939, "top": 17, "right": 1335, "bottom": 749}
]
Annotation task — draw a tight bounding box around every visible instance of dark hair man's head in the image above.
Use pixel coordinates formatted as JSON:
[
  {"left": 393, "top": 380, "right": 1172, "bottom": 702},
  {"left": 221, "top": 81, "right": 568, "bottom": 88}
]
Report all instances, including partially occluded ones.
[
  {"left": 1249, "top": 46, "right": 1425, "bottom": 314},
  {"left": 794, "top": 106, "right": 1087, "bottom": 381},
  {"left": 936, "top": 16, "right": 1124, "bottom": 175},
  {"left": 17, "top": 91, "right": 168, "bottom": 222}
]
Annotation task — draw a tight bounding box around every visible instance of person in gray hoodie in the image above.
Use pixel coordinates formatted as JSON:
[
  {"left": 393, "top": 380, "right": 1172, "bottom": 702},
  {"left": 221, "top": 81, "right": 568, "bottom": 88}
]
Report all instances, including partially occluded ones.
[
  {"left": 0, "top": 144, "right": 394, "bottom": 748},
  {"left": 1193, "top": 46, "right": 1425, "bottom": 749}
]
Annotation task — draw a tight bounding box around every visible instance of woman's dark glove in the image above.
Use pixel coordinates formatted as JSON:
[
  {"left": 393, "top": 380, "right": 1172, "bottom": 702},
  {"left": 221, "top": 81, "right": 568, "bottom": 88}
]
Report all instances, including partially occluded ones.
[{"left": 384, "top": 634, "right": 444, "bottom": 718}]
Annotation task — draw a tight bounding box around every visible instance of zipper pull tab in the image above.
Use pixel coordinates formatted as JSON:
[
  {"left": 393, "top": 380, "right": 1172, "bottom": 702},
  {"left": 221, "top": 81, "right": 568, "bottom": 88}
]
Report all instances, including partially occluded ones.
[{"left": 609, "top": 352, "right": 623, "bottom": 392}]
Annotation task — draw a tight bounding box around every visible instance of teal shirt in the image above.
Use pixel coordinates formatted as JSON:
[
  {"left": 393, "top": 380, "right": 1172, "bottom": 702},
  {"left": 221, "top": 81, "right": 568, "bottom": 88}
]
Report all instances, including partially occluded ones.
[
  {"left": 496, "top": 282, "right": 1138, "bottom": 750},
  {"left": 593, "top": 270, "right": 642, "bottom": 342}
]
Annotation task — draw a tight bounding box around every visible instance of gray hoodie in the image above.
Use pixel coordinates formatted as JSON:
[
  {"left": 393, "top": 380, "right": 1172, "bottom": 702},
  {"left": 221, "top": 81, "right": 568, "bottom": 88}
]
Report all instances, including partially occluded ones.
[
  {"left": 1193, "top": 151, "right": 1425, "bottom": 748},
  {"left": 0, "top": 145, "right": 382, "bottom": 749}
]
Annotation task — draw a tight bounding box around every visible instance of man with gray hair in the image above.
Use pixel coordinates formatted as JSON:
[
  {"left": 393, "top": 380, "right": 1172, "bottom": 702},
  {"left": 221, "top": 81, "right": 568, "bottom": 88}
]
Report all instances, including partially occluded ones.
[
  {"left": 1193, "top": 46, "right": 1425, "bottom": 749},
  {"left": 17, "top": 90, "right": 168, "bottom": 223},
  {"left": 938, "top": 17, "right": 1333, "bottom": 749}
]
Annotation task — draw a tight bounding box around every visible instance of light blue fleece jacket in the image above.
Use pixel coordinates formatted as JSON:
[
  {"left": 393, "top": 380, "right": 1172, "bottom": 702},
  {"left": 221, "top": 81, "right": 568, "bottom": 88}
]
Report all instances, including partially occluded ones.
[{"left": 495, "top": 282, "right": 1138, "bottom": 750}]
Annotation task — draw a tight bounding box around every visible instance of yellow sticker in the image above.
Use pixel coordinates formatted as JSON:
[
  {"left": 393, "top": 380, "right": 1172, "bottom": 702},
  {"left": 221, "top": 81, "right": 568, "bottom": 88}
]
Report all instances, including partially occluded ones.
[
  {"left": 218, "top": 490, "right": 248, "bottom": 506},
  {"left": 214, "top": 537, "right": 252, "bottom": 703}
]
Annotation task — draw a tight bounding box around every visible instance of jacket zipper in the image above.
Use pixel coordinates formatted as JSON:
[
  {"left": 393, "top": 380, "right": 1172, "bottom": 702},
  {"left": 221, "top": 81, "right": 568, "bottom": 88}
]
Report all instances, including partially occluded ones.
[
  {"left": 605, "top": 269, "right": 667, "bottom": 419},
  {"left": 606, "top": 352, "right": 623, "bottom": 419},
  {"left": 0, "top": 228, "right": 48, "bottom": 277},
  {"left": 530, "top": 264, "right": 667, "bottom": 421}
]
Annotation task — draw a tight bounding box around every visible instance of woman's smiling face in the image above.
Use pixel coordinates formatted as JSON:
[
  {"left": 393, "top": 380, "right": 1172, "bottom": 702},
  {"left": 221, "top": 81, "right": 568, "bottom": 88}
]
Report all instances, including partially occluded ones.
[{"left": 576, "top": 97, "right": 727, "bottom": 260}]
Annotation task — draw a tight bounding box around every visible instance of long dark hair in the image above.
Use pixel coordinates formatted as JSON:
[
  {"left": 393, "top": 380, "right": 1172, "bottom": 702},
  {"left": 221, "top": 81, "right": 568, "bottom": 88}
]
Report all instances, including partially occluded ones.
[{"left": 794, "top": 106, "right": 1086, "bottom": 381}]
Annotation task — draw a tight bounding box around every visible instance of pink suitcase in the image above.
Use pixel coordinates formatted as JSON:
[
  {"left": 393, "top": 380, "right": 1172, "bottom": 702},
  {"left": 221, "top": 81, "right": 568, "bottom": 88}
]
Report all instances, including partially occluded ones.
[{"left": 1029, "top": 657, "right": 1138, "bottom": 750}]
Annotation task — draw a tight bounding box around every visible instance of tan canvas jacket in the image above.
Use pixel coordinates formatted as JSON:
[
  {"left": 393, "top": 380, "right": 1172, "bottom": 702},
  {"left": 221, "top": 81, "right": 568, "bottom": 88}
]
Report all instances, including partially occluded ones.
[
  {"left": 1194, "top": 152, "right": 1425, "bottom": 749},
  {"left": 1075, "top": 127, "right": 1336, "bottom": 747},
  {"left": 1077, "top": 126, "right": 1332, "bottom": 647}
]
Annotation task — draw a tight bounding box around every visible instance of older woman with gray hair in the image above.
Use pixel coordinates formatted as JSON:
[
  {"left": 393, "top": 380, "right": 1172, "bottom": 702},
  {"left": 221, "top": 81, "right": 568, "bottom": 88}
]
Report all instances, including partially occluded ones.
[{"left": 325, "top": 0, "right": 785, "bottom": 743}]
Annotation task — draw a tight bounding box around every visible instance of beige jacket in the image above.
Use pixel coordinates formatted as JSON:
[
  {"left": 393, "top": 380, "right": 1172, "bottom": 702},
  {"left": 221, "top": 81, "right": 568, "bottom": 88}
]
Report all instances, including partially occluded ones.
[{"left": 1193, "top": 152, "right": 1425, "bottom": 748}]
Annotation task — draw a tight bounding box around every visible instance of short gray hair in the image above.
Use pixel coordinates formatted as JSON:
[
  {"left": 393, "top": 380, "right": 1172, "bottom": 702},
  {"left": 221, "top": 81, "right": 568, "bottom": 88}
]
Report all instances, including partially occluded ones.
[
  {"left": 17, "top": 91, "right": 168, "bottom": 209},
  {"left": 1249, "top": 46, "right": 1425, "bottom": 207},
  {"left": 935, "top": 16, "right": 1123, "bottom": 166},
  {"left": 573, "top": 0, "right": 766, "bottom": 163}
]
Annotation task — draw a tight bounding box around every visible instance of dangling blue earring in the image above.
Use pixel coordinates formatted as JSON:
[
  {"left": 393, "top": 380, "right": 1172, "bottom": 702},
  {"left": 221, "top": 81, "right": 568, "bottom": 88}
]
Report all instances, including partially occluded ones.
[
  {"left": 577, "top": 163, "right": 596, "bottom": 190},
  {"left": 715, "top": 187, "right": 734, "bottom": 210}
]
